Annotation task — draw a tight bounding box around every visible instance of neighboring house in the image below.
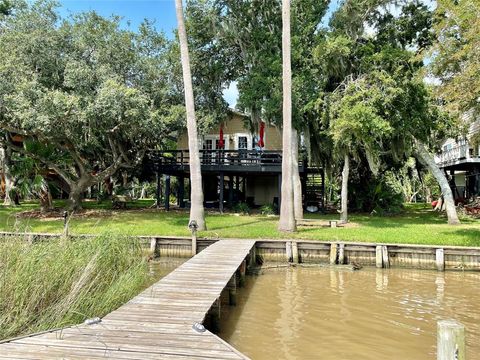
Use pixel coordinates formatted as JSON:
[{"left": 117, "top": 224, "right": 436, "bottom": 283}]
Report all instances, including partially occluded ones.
[
  {"left": 435, "top": 114, "right": 480, "bottom": 201},
  {"left": 149, "top": 109, "right": 325, "bottom": 212}
]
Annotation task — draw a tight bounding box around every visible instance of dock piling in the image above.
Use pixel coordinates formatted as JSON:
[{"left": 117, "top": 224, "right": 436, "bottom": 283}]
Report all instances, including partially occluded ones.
[
  {"left": 376, "top": 246, "right": 383, "bottom": 268},
  {"left": 292, "top": 241, "right": 299, "bottom": 264},
  {"left": 436, "top": 248, "right": 445, "bottom": 271},
  {"left": 286, "top": 241, "right": 293, "bottom": 262},
  {"left": 338, "top": 243, "right": 345, "bottom": 265},
  {"left": 382, "top": 246, "right": 390, "bottom": 268},
  {"left": 329, "top": 243, "right": 338, "bottom": 265},
  {"left": 437, "top": 320, "right": 465, "bottom": 360}
]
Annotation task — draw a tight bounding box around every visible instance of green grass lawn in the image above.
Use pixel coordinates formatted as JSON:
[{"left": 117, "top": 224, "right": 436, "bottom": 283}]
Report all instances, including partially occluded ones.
[{"left": 0, "top": 200, "right": 479, "bottom": 246}]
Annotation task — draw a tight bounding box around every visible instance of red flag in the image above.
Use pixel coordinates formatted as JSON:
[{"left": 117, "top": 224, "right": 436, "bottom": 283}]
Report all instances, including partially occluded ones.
[
  {"left": 258, "top": 122, "right": 265, "bottom": 148},
  {"left": 218, "top": 125, "right": 224, "bottom": 149}
]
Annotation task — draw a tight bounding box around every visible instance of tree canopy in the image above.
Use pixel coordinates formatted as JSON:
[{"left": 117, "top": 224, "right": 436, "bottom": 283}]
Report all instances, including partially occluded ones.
[
  {"left": 430, "top": 0, "right": 480, "bottom": 117},
  {"left": 0, "top": 1, "right": 184, "bottom": 209}
]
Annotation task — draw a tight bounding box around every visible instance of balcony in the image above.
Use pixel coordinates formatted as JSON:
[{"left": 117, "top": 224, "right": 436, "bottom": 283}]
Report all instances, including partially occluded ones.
[
  {"left": 148, "top": 149, "right": 306, "bottom": 174},
  {"left": 435, "top": 142, "right": 480, "bottom": 168}
]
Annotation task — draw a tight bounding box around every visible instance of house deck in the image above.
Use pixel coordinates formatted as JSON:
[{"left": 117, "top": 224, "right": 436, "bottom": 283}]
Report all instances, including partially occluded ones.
[{"left": 147, "top": 149, "right": 325, "bottom": 212}]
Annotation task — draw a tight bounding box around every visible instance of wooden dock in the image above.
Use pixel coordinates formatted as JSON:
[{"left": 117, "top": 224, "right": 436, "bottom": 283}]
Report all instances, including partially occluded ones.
[{"left": 0, "top": 240, "right": 256, "bottom": 359}]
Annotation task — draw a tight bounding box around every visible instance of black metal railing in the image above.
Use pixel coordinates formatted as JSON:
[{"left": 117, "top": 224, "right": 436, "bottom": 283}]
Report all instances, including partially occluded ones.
[{"left": 149, "top": 149, "right": 294, "bottom": 169}]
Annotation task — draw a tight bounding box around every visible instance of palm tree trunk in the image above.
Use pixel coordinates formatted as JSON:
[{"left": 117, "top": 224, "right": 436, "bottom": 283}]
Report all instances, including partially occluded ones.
[
  {"left": 340, "top": 154, "right": 349, "bottom": 224},
  {"left": 414, "top": 140, "right": 460, "bottom": 225},
  {"left": 1, "top": 145, "right": 14, "bottom": 206},
  {"left": 175, "top": 0, "right": 206, "bottom": 230},
  {"left": 292, "top": 129, "right": 303, "bottom": 220},
  {"left": 278, "top": 0, "right": 296, "bottom": 232}
]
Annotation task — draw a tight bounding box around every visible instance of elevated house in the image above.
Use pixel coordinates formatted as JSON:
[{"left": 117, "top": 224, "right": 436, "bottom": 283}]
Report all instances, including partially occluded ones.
[
  {"left": 435, "top": 114, "right": 480, "bottom": 201},
  {"left": 149, "top": 109, "right": 324, "bottom": 212}
]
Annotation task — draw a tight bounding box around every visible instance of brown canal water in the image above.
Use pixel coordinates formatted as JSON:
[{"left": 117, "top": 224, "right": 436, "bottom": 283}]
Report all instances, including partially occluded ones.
[
  {"left": 218, "top": 267, "right": 480, "bottom": 360},
  {"left": 147, "top": 258, "right": 186, "bottom": 284}
]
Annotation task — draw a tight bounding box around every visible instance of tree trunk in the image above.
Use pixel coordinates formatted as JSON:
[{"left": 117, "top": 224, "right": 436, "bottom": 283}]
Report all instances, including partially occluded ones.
[
  {"left": 175, "top": 0, "right": 206, "bottom": 230},
  {"left": 1, "top": 145, "right": 14, "bottom": 206},
  {"left": 414, "top": 140, "right": 460, "bottom": 225},
  {"left": 292, "top": 129, "right": 303, "bottom": 220},
  {"left": 39, "top": 183, "right": 53, "bottom": 213},
  {"left": 340, "top": 154, "right": 349, "bottom": 224},
  {"left": 278, "top": 0, "right": 296, "bottom": 232},
  {"left": 66, "top": 175, "right": 94, "bottom": 211}
]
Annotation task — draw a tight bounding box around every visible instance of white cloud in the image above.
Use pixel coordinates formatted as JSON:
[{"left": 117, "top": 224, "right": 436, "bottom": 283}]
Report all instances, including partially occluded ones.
[{"left": 223, "top": 81, "right": 239, "bottom": 108}]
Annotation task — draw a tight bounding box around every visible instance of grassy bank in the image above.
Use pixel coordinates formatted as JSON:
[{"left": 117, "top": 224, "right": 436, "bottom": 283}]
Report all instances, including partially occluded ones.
[
  {"left": 0, "top": 234, "right": 150, "bottom": 340},
  {"left": 1, "top": 201, "right": 479, "bottom": 246}
]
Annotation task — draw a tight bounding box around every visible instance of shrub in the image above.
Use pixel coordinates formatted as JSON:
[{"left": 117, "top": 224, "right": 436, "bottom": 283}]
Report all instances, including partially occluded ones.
[
  {"left": 350, "top": 171, "right": 404, "bottom": 215},
  {"left": 0, "top": 234, "right": 150, "bottom": 340},
  {"left": 233, "top": 202, "right": 250, "bottom": 214},
  {"left": 260, "top": 204, "right": 277, "bottom": 215}
]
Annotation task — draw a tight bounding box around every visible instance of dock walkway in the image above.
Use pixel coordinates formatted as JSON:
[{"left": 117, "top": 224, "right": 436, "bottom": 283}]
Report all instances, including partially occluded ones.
[{"left": 0, "top": 240, "right": 256, "bottom": 359}]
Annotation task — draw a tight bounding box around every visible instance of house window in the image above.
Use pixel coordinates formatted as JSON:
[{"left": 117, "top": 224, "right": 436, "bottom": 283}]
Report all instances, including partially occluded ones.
[
  {"left": 238, "top": 136, "right": 248, "bottom": 150},
  {"left": 204, "top": 139, "right": 213, "bottom": 150}
]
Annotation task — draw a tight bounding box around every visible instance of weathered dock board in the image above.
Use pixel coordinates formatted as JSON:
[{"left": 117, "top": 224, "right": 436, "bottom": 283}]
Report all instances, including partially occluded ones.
[{"left": 0, "top": 240, "right": 255, "bottom": 359}]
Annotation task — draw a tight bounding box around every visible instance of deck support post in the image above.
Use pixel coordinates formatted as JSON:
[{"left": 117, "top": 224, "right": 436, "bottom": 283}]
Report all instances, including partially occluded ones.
[
  {"left": 291, "top": 241, "right": 299, "bottom": 264},
  {"left": 376, "top": 246, "right": 383, "bottom": 268},
  {"left": 286, "top": 241, "right": 293, "bottom": 262},
  {"left": 191, "top": 231, "right": 197, "bottom": 256},
  {"left": 228, "top": 176, "right": 234, "bottom": 208},
  {"left": 436, "top": 248, "right": 445, "bottom": 271},
  {"left": 209, "top": 298, "right": 221, "bottom": 333},
  {"left": 227, "top": 274, "right": 237, "bottom": 306},
  {"left": 248, "top": 245, "right": 256, "bottom": 268},
  {"left": 437, "top": 320, "right": 465, "bottom": 360},
  {"left": 277, "top": 174, "right": 282, "bottom": 211},
  {"left": 150, "top": 237, "right": 159, "bottom": 258},
  {"left": 164, "top": 175, "right": 170, "bottom": 211},
  {"left": 338, "top": 243, "right": 345, "bottom": 265},
  {"left": 242, "top": 176, "right": 246, "bottom": 202},
  {"left": 178, "top": 175, "right": 185, "bottom": 208},
  {"left": 329, "top": 243, "right": 338, "bottom": 265},
  {"left": 155, "top": 171, "right": 161, "bottom": 208},
  {"left": 382, "top": 246, "right": 389, "bottom": 268},
  {"left": 219, "top": 173, "right": 224, "bottom": 213},
  {"left": 238, "top": 260, "right": 246, "bottom": 287}
]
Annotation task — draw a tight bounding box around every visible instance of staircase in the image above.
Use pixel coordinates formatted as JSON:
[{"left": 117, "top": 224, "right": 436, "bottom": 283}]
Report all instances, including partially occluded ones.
[{"left": 304, "top": 168, "right": 325, "bottom": 212}]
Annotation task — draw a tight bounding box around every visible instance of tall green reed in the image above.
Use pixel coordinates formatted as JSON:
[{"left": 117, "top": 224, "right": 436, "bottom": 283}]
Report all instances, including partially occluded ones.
[{"left": 0, "top": 234, "right": 149, "bottom": 340}]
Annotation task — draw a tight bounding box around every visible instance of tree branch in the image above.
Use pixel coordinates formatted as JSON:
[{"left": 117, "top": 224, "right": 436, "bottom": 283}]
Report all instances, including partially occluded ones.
[{"left": 5, "top": 137, "right": 74, "bottom": 188}]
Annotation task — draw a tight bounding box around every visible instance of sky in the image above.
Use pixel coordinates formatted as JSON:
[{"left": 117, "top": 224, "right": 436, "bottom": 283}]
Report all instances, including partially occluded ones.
[
  {"left": 58, "top": 0, "right": 178, "bottom": 36},
  {"left": 57, "top": 0, "right": 341, "bottom": 108},
  {"left": 57, "top": 0, "right": 435, "bottom": 107}
]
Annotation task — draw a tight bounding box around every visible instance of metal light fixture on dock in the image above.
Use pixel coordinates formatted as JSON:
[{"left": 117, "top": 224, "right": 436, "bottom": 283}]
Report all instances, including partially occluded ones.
[
  {"left": 84, "top": 317, "right": 102, "bottom": 325},
  {"left": 192, "top": 322, "right": 206, "bottom": 333},
  {"left": 188, "top": 220, "right": 198, "bottom": 256}
]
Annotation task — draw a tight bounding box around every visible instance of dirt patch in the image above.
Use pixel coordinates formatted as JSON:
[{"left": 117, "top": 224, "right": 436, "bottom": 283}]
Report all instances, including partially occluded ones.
[{"left": 13, "top": 204, "right": 191, "bottom": 221}]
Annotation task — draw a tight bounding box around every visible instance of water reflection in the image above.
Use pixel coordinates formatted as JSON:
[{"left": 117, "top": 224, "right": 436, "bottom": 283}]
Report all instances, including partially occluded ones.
[
  {"left": 146, "top": 258, "right": 186, "bottom": 286},
  {"left": 219, "top": 267, "right": 480, "bottom": 360}
]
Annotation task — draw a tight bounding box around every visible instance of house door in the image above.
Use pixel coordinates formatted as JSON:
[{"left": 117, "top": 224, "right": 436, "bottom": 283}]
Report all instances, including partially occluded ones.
[
  {"left": 203, "top": 137, "right": 221, "bottom": 164},
  {"left": 236, "top": 134, "right": 251, "bottom": 163}
]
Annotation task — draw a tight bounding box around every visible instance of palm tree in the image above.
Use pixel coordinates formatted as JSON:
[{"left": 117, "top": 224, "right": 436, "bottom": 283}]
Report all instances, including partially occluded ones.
[
  {"left": 292, "top": 129, "right": 303, "bottom": 220},
  {"left": 278, "top": 0, "right": 296, "bottom": 232},
  {"left": 174, "top": 0, "right": 206, "bottom": 230},
  {"left": 340, "top": 154, "right": 349, "bottom": 224}
]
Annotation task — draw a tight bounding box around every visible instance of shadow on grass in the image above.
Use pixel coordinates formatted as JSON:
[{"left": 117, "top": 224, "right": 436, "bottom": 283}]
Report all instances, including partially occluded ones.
[{"left": 439, "top": 228, "right": 480, "bottom": 247}]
